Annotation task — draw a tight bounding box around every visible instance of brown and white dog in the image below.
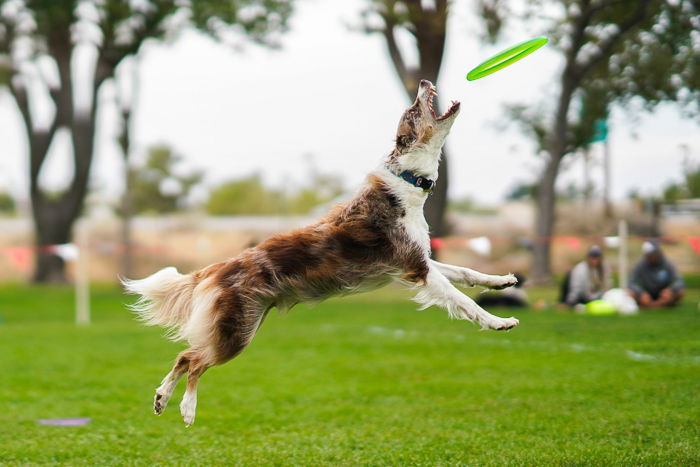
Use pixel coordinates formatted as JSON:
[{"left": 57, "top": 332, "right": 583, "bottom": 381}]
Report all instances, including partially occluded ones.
[{"left": 123, "top": 80, "right": 519, "bottom": 426}]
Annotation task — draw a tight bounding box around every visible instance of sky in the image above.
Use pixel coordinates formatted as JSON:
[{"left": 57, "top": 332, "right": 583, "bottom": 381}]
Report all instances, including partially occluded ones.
[{"left": 0, "top": 0, "right": 698, "bottom": 208}]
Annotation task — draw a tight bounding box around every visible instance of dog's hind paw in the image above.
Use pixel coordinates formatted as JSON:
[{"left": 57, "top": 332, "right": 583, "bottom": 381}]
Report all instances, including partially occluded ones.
[
  {"left": 154, "top": 391, "right": 169, "bottom": 415},
  {"left": 180, "top": 394, "right": 197, "bottom": 427}
]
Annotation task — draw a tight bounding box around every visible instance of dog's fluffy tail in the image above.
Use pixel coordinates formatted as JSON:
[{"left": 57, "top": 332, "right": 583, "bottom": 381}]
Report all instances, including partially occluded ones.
[{"left": 122, "top": 267, "right": 200, "bottom": 342}]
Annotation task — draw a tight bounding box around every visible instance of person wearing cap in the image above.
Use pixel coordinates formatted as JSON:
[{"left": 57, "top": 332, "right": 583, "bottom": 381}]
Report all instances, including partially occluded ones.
[
  {"left": 628, "top": 241, "right": 685, "bottom": 308},
  {"left": 565, "top": 245, "right": 612, "bottom": 307}
]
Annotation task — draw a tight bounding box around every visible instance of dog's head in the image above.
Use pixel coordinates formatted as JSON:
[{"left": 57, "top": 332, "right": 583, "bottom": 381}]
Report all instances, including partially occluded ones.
[
  {"left": 388, "top": 80, "right": 460, "bottom": 176},
  {"left": 394, "top": 80, "right": 460, "bottom": 151}
]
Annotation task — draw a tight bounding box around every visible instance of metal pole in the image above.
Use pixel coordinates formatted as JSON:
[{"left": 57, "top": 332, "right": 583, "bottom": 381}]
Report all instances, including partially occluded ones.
[{"left": 604, "top": 138, "right": 613, "bottom": 218}]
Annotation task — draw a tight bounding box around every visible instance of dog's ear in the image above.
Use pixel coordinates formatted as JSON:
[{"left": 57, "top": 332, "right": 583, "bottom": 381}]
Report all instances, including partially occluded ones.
[
  {"left": 394, "top": 113, "right": 419, "bottom": 153},
  {"left": 396, "top": 134, "right": 415, "bottom": 149}
]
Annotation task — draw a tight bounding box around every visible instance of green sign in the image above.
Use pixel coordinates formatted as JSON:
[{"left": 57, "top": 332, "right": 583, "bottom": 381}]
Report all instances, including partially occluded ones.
[{"left": 590, "top": 119, "right": 608, "bottom": 143}]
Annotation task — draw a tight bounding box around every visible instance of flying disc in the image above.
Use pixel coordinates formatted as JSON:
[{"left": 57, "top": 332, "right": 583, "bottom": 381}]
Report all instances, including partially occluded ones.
[{"left": 466, "top": 36, "right": 548, "bottom": 81}]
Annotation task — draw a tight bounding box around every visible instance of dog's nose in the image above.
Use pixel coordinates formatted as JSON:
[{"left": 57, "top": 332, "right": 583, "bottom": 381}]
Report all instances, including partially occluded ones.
[{"left": 419, "top": 80, "right": 432, "bottom": 89}]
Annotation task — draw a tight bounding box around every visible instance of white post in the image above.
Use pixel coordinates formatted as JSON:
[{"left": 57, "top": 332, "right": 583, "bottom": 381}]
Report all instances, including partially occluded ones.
[
  {"left": 618, "top": 219, "right": 628, "bottom": 289},
  {"left": 75, "top": 223, "right": 91, "bottom": 325},
  {"left": 603, "top": 138, "right": 613, "bottom": 218}
]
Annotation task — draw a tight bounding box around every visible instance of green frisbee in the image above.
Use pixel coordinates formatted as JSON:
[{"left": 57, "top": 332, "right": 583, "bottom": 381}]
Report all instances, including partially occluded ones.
[{"left": 466, "top": 36, "right": 548, "bottom": 81}]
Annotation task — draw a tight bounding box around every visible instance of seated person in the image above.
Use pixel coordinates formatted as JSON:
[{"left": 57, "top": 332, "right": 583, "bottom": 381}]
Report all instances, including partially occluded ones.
[
  {"left": 628, "top": 241, "right": 684, "bottom": 308},
  {"left": 475, "top": 273, "right": 528, "bottom": 308},
  {"left": 561, "top": 245, "right": 612, "bottom": 307}
]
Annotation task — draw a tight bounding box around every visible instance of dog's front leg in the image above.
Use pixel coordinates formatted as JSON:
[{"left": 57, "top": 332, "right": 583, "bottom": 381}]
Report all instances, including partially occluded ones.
[
  {"left": 414, "top": 268, "right": 519, "bottom": 330},
  {"left": 429, "top": 260, "right": 517, "bottom": 290}
]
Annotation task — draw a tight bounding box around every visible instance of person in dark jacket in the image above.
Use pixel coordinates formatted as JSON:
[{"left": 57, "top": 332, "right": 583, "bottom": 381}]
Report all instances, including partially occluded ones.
[{"left": 628, "top": 241, "right": 684, "bottom": 308}]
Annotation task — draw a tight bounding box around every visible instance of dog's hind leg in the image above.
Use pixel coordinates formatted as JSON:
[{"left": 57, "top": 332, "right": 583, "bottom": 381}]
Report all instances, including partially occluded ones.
[
  {"left": 177, "top": 302, "right": 271, "bottom": 426},
  {"left": 154, "top": 348, "right": 198, "bottom": 415},
  {"left": 429, "top": 260, "right": 517, "bottom": 290},
  {"left": 179, "top": 350, "right": 212, "bottom": 427},
  {"left": 414, "top": 268, "right": 519, "bottom": 330}
]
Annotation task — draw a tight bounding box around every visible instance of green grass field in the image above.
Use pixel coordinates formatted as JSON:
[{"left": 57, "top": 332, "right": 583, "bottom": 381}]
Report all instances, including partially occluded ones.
[{"left": 1, "top": 282, "right": 699, "bottom": 466}]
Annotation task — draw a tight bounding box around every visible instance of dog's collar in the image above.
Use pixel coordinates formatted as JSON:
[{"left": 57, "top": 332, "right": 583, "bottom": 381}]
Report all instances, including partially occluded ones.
[{"left": 396, "top": 170, "right": 435, "bottom": 193}]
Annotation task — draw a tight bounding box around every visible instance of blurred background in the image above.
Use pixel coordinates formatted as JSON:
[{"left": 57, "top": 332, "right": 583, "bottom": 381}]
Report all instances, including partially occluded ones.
[
  {"left": 0, "top": 0, "right": 698, "bottom": 285},
  {"left": 1, "top": 2, "right": 700, "bottom": 464}
]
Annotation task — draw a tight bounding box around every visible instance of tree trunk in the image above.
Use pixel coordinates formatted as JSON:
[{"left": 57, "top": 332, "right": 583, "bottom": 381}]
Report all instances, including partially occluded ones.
[
  {"left": 378, "top": 2, "right": 449, "bottom": 243},
  {"left": 531, "top": 72, "right": 576, "bottom": 284},
  {"left": 119, "top": 107, "right": 135, "bottom": 278},
  {"left": 31, "top": 196, "right": 73, "bottom": 283},
  {"left": 425, "top": 146, "right": 449, "bottom": 237},
  {"left": 531, "top": 156, "right": 561, "bottom": 284},
  {"left": 27, "top": 49, "right": 102, "bottom": 283}
]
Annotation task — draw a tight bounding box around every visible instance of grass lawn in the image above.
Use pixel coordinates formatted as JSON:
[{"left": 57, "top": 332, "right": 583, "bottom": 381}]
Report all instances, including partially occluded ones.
[{"left": 0, "top": 281, "right": 699, "bottom": 466}]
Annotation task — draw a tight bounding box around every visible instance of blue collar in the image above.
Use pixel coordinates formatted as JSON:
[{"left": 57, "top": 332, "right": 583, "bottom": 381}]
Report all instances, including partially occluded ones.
[{"left": 397, "top": 170, "right": 435, "bottom": 193}]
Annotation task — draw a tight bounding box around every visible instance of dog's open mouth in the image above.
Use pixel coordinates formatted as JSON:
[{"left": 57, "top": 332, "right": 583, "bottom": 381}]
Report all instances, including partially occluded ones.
[{"left": 427, "top": 85, "right": 460, "bottom": 121}]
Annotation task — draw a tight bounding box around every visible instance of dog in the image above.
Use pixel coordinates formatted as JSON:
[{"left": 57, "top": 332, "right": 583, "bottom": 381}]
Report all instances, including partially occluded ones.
[{"left": 123, "top": 80, "right": 519, "bottom": 427}]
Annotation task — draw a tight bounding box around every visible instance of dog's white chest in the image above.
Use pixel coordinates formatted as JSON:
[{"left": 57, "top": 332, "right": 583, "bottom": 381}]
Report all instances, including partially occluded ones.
[{"left": 401, "top": 204, "right": 430, "bottom": 254}]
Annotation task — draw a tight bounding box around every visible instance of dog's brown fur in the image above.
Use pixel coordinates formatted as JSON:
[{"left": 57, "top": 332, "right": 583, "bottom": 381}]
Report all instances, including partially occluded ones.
[
  {"left": 193, "top": 175, "right": 427, "bottom": 361},
  {"left": 134, "top": 174, "right": 433, "bottom": 423}
]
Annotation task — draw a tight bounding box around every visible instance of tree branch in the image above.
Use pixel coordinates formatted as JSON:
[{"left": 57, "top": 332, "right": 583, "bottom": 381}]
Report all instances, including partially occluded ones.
[
  {"left": 573, "top": 0, "right": 652, "bottom": 80},
  {"left": 565, "top": 1, "right": 596, "bottom": 70},
  {"left": 379, "top": 11, "right": 417, "bottom": 97},
  {"left": 7, "top": 81, "right": 58, "bottom": 190}
]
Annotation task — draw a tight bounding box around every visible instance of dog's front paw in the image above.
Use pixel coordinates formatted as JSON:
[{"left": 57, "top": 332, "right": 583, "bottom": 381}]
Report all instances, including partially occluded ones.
[
  {"left": 491, "top": 316, "right": 519, "bottom": 331},
  {"left": 490, "top": 274, "right": 518, "bottom": 290}
]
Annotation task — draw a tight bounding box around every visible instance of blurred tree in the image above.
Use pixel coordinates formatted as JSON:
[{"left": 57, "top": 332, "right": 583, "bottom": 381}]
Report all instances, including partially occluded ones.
[
  {"left": 476, "top": 0, "right": 700, "bottom": 283},
  {"left": 360, "top": 0, "right": 451, "bottom": 241},
  {"left": 206, "top": 174, "right": 284, "bottom": 215},
  {"left": 206, "top": 170, "right": 344, "bottom": 216},
  {"left": 0, "top": 0, "right": 294, "bottom": 282},
  {"left": 0, "top": 191, "right": 15, "bottom": 215},
  {"left": 286, "top": 172, "right": 344, "bottom": 214},
  {"left": 448, "top": 197, "right": 474, "bottom": 213},
  {"left": 505, "top": 182, "right": 537, "bottom": 201},
  {"left": 662, "top": 183, "right": 683, "bottom": 203},
  {"left": 662, "top": 159, "right": 700, "bottom": 202},
  {"left": 683, "top": 161, "right": 700, "bottom": 199},
  {"left": 129, "top": 145, "right": 202, "bottom": 215}
]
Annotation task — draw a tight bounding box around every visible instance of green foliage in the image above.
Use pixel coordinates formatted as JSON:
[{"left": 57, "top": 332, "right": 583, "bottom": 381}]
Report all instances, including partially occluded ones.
[
  {"left": 287, "top": 171, "right": 344, "bottom": 214},
  {"left": 206, "top": 174, "right": 284, "bottom": 215},
  {"left": 505, "top": 181, "right": 537, "bottom": 201},
  {"left": 206, "top": 170, "right": 344, "bottom": 216},
  {"left": 190, "top": 0, "right": 294, "bottom": 47},
  {"left": 0, "top": 191, "right": 15, "bottom": 214},
  {"left": 0, "top": 0, "right": 296, "bottom": 61},
  {"left": 0, "top": 60, "right": 10, "bottom": 85},
  {"left": 663, "top": 183, "right": 683, "bottom": 203},
  {"left": 130, "top": 145, "right": 202, "bottom": 215},
  {"left": 662, "top": 159, "right": 700, "bottom": 202},
  {"left": 0, "top": 283, "right": 699, "bottom": 464},
  {"left": 448, "top": 198, "right": 499, "bottom": 215},
  {"left": 685, "top": 162, "right": 700, "bottom": 198},
  {"left": 447, "top": 197, "right": 474, "bottom": 213}
]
